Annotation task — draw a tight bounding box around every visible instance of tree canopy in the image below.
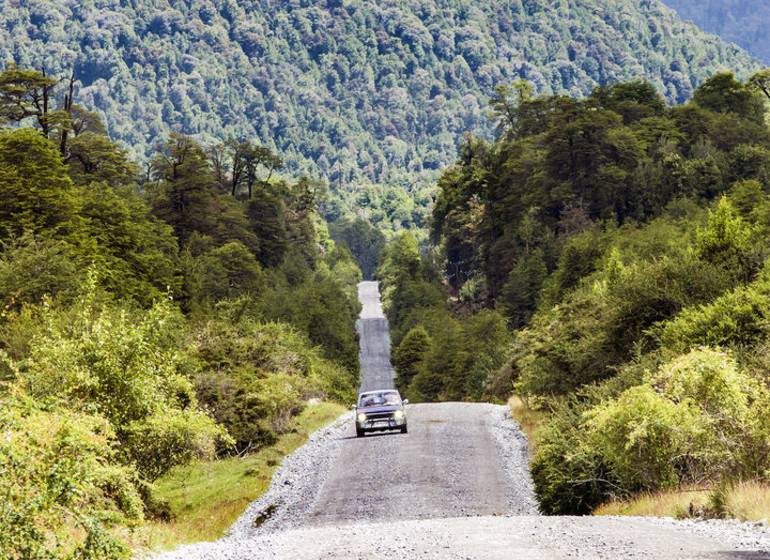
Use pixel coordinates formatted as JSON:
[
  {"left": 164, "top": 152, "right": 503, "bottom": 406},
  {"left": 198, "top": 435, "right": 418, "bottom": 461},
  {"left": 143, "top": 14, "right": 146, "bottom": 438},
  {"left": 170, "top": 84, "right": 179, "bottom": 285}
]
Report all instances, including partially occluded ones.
[{"left": 0, "top": 0, "right": 760, "bottom": 231}]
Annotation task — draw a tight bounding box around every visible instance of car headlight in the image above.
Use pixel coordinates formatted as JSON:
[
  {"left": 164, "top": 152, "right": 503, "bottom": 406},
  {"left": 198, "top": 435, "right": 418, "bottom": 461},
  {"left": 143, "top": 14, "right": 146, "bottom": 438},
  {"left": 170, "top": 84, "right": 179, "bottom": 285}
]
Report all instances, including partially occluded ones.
[
  {"left": 393, "top": 410, "right": 404, "bottom": 419},
  {"left": 357, "top": 413, "right": 368, "bottom": 423}
]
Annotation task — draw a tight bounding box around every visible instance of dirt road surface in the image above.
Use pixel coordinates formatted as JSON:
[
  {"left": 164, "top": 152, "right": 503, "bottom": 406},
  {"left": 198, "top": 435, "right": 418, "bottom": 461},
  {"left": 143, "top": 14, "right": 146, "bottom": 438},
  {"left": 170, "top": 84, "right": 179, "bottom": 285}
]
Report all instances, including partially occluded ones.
[{"left": 357, "top": 281, "right": 395, "bottom": 392}]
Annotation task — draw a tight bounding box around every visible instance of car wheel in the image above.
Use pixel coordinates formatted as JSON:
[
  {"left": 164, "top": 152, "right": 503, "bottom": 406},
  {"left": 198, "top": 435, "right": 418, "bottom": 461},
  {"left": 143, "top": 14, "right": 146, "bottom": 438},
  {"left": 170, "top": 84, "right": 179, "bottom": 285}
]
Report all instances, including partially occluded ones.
[
  {"left": 401, "top": 425, "right": 408, "bottom": 434},
  {"left": 356, "top": 427, "right": 364, "bottom": 437}
]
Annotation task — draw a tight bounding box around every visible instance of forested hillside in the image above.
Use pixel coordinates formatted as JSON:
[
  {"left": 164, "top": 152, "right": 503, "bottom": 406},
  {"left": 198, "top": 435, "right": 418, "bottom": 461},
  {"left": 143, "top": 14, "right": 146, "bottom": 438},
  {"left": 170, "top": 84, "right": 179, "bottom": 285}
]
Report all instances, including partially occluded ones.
[
  {"left": 383, "top": 69, "right": 770, "bottom": 516},
  {"left": 663, "top": 1, "right": 770, "bottom": 64},
  {"left": 0, "top": 65, "right": 361, "bottom": 558},
  {"left": 0, "top": 0, "right": 760, "bottom": 231}
]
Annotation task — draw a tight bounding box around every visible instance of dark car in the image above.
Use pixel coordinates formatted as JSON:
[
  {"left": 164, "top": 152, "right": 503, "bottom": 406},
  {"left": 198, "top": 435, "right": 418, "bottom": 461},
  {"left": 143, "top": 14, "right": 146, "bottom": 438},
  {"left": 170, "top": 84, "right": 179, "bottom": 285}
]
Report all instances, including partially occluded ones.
[{"left": 352, "top": 389, "right": 408, "bottom": 437}]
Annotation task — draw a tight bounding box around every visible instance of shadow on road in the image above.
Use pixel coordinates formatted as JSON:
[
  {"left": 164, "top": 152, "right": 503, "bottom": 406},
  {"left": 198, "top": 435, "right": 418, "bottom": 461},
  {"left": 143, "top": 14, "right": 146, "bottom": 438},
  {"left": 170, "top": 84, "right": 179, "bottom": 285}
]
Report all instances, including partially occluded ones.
[
  {"left": 336, "top": 432, "right": 408, "bottom": 441},
  {"left": 716, "top": 552, "right": 770, "bottom": 560}
]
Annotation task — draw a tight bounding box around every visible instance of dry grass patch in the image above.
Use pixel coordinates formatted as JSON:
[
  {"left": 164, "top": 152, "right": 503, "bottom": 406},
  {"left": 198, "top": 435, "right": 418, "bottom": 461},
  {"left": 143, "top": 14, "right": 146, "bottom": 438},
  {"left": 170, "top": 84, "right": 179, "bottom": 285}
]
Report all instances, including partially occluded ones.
[
  {"left": 595, "top": 488, "right": 710, "bottom": 518},
  {"left": 723, "top": 481, "right": 770, "bottom": 522},
  {"left": 129, "top": 402, "right": 346, "bottom": 555},
  {"left": 595, "top": 481, "right": 770, "bottom": 522},
  {"left": 508, "top": 395, "right": 547, "bottom": 455}
]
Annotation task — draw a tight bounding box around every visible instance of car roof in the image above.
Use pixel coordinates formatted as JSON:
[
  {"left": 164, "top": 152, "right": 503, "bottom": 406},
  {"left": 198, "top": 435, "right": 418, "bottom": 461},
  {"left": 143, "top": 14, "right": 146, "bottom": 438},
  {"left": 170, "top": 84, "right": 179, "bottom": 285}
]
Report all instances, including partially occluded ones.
[{"left": 359, "top": 389, "right": 400, "bottom": 396}]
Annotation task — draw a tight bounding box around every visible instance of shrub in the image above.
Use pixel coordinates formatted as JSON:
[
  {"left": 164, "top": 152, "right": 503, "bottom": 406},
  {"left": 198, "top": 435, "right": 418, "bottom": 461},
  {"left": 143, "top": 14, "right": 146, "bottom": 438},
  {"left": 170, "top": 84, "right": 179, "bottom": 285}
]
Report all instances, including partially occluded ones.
[
  {"left": 0, "top": 233, "right": 81, "bottom": 307},
  {"left": 530, "top": 400, "right": 616, "bottom": 515},
  {"left": 605, "top": 255, "right": 732, "bottom": 356},
  {"left": 192, "top": 317, "right": 356, "bottom": 454},
  {"left": 198, "top": 241, "right": 266, "bottom": 301},
  {"left": 122, "top": 408, "right": 222, "bottom": 482},
  {"left": 695, "top": 196, "right": 757, "bottom": 279},
  {"left": 657, "top": 277, "right": 770, "bottom": 352},
  {"left": 546, "top": 228, "right": 605, "bottom": 303},
  {"left": 259, "top": 267, "right": 361, "bottom": 374},
  {"left": 585, "top": 384, "right": 708, "bottom": 489},
  {"left": 512, "top": 287, "right": 612, "bottom": 397},
  {"left": 0, "top": 387, "right": 140, "bottom": 559},
  {"left": 585, "top": 348, "right": 769, "bottom": 490},
  {"left": 13, "top": 284, "right": 227, "bottom": 482}
]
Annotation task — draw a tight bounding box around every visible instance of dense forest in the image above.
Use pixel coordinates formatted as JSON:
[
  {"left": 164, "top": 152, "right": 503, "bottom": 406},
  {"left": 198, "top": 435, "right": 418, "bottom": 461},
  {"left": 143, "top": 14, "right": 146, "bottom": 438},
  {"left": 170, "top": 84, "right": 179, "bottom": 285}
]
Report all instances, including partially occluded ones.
[
  {"left": 383, "top": 69, "right": 770, "bottom": 515},
  {"left": 663, "top": 1, "right": 770, "bottom": 64},
  {"left": 0, "top": 65, "right": 362, "bottom": 558},
  {"left": 0, "top": 0, "right": 761, "bottom": 232}
]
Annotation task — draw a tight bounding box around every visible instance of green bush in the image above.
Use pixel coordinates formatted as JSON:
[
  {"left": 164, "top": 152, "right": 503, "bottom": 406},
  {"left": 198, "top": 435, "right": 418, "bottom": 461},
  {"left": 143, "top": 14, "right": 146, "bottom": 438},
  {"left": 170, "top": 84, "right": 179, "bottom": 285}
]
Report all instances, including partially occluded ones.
[
  {"left": 605, "top": 255, "right": 732, "bottom": 356},
  {"left": 258, "top": 256, "right": 361, "bottom": 374},
  {"left": 586, "top": 384, "right": 708, "bottom": 488},
  {"left": 512, "top": 286, "right": 612, "bottom": 398},
  {"left": 197, "top": 241, "right": 266, "bottom": 301},
  {"left": 0, "top": 233, "right": 81, "bottom": 307},
  {"left": 530, "top": 400, "right": 616, "bottom": 515},
  {"left": 545, "top": 228, "right": 606, "bottom": 304},
  {"left": 585, "top": 348, "right": 769, "bottom": 490},
  {"left": 13, "top": 284, "right": 227, "bottom": 482},
  {"left": 0, "top": 387, "right": 140, "bottom": 559},
  {"left": 695, "top": 196, "right": 757, "bottom": 280},
  {"left": 192, "top": 317, "right": 356, "bottom": 454},
  {"left": 658, "top": 276, "right": 770, "bottom": 352},
  {"left": 122, "top": 409, "right": 222, "bottom": 483}
]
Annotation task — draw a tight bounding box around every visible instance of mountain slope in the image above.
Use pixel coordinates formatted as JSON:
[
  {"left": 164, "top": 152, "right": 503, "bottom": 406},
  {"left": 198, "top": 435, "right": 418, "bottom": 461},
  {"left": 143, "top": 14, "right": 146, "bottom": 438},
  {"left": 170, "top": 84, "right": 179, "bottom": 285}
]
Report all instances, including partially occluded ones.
[
  {"left": 0, "top": 0, "right": 759, "bottom": 226},
  {"left": 662, "top": 1, "right": 770, "bottom": 64}
]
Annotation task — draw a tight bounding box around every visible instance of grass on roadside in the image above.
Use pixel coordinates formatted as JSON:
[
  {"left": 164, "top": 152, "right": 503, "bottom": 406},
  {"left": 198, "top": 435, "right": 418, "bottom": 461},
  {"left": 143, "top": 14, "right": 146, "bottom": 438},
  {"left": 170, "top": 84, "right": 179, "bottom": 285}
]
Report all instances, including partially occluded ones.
[
  {"left": 508, "top": 395, "right": 547, "bottom": 456},
  {"left": 594, "top": 487, "right": 710, "bottom": 518},
  {"left": 594, "top": 481, "right": 770, "bottom": 522},
  {"left": 129, "top": 402, "right": 347, "bottom": 555}
]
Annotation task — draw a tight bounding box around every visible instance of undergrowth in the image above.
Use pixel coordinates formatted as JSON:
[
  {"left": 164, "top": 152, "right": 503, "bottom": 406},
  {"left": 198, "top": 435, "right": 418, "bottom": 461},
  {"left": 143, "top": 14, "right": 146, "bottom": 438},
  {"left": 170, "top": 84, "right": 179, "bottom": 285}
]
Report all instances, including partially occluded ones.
[{"left": 129, "top": 402, "right": 346, "bottom": 554}]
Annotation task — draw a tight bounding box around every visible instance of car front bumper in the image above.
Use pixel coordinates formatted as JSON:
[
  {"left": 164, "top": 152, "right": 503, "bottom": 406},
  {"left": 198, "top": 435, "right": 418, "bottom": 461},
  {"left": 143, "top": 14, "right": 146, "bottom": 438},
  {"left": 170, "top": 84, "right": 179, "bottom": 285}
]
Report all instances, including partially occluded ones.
[{"left": 357, "top": 416, "right": 406, "bottom": 431}]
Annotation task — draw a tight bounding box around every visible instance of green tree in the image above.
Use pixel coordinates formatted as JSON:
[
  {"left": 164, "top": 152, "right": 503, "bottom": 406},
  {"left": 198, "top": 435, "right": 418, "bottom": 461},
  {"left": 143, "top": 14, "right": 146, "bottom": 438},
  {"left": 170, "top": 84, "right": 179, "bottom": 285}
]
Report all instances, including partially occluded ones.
[
  {"left": 591, "top": 80, "right": 666, "bottom": 124},
  {"left": 149, "top": 133, "right": 219, "bottom": 244},
  {"left": 696, "top": 196, "right": 756, "bottom": 279},
  {"left": 226, "top": 140, "right": 285, "bottom": 198},
  {"left": 0, "top": 128, "right": 79, "bottom": 238},
  {"left": 747, "top": 68, "right": 770, "bottom": 102},
  {"left": 246, "top": 190, "right": 290, "bottom": 267},
  {"left": 77, "top": 182, "right": 181, "bottom": 305},
  {"left": 393, "top": 326, "right": 431, "bottom": 392},
  {"left": 198, "top": 241, "right": 266, "bottom": 301},
  {"left": 487, "top": 79, "right": 533, "bottom": 139},
  {"left": 692, "top": 72, "right": 766, "bottom": 125},
  {"left": 497, "top": 248, "right": 548, "bottom": 329},
  {"left": 0, "top": 63, "right": 68, "bottom": 139},
  {"left": 65, "top": 132, "right": 137, "bottom": 187},
  {"left": 328, "top": 218, "right": 386, "bottom": 280}
]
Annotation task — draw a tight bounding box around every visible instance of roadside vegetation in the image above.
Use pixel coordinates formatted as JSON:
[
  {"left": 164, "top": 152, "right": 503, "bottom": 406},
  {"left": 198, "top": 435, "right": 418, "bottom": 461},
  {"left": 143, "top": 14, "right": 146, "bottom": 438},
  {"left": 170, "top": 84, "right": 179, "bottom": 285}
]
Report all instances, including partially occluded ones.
[
  {"left": 0, "top": 66, "right": 360, "bottom": 558},
  {"left": 383, "top": 68, "right": 770, "bottom": 521},
  {"left": 132, "top": 402, "right": 345, "bottom": 552},
  {"left": 507, "top": 397, "right": 547, "bottom": 456},
  {"left": 596, "top": 482, "right": 770, "bottom": 522}
]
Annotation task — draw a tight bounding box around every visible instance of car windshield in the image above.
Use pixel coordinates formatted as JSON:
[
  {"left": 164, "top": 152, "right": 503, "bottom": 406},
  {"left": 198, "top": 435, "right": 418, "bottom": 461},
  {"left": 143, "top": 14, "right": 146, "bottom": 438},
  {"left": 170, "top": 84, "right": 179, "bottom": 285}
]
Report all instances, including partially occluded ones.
[{"left": 358, "top": 391, "right": 401, "bottom": 407}]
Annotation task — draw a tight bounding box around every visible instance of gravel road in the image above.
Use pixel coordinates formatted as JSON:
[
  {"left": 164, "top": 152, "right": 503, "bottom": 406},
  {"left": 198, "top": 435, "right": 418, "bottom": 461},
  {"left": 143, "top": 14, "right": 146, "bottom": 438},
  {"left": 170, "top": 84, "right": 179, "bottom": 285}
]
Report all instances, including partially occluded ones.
[
  {"left": 357, "top": 281, "right": 396, "bottom": 392},
  {"left": 146, "top": 281, "right": 770, "bottom": 560}
]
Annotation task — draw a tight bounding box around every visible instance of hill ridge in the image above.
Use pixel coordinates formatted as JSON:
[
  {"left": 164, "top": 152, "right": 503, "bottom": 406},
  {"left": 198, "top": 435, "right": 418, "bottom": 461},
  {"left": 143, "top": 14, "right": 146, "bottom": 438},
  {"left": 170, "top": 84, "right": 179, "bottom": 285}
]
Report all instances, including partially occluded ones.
[{"left": 0, "top": 0, "right": 760, "bottom": 229}]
